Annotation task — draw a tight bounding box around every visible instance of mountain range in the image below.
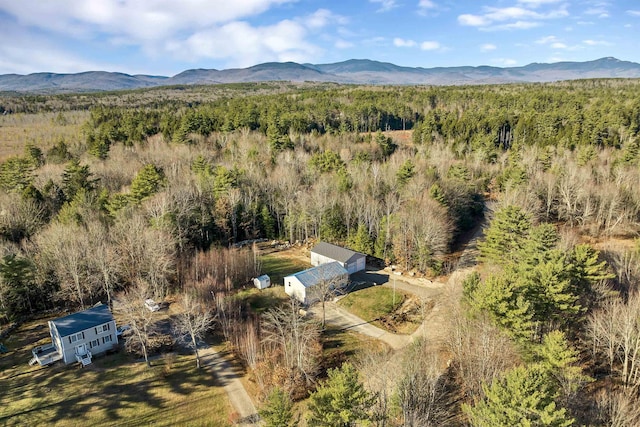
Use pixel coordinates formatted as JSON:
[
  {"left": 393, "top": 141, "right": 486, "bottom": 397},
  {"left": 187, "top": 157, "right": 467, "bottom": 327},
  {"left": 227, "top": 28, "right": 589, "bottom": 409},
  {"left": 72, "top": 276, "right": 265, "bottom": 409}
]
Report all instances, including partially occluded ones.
[{"left": 1, "top": 57, "right": 639, "bottom": 93}]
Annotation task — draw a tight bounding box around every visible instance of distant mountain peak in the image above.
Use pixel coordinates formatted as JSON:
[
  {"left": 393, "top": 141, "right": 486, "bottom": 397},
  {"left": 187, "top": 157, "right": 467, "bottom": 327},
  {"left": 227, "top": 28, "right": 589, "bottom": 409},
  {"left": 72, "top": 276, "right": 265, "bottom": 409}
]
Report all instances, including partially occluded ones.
[{"left": 1, "top": 57, "right": 639, "bottom": 93}]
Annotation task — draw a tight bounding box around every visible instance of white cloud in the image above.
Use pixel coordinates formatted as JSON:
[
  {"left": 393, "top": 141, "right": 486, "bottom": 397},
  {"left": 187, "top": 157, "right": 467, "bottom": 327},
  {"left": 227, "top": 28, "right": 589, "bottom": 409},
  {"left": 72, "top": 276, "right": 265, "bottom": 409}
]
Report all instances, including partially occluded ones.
[
  {"left": 480, "top": 43, "right": 497, "bottom": 52},
  {"left": 458, "top": 3, "right": 568, "bottom": 31},
  {"left": 394, "top": 38, "right": 417, "bottom": 47},
  {"left": 583, "top": 39, "right": 612, "bottom": 46},
  {"left": 0, "top": 21, "right": 112, "bottom": 74},
  {"left": 419, "top": 0, "right": 437, "bottom": 8},
  {"left": 420, "top": 41, "right": 441, "bottom": 50},
  {"left": 334, "top": 40, "right": 354, "bottom": 49},
  {"left": 418, "top": 0, "right": 437, "bottom": 15},
  {"left": 493, "top": 58, "right": 518, "bottom": 66},
  {"left": 517, "top": 0, "right": 562, "bottom": 6},
  {"left": 0, "top": 1, "right": 347, "bottom": 72},
  {"left": 458, "top": 14, "right": 491, "bottom": 26},
  {"left": 491, "top": 21, "right": 540, "bottom": 30},
  {"left": 585, "top": 8, "right": 608, "bottom": 16},
  {"left": 370, "top": 0, "right": 398, "bottom": 12},
  {"left": 168, "top": 19, "right": 322, "bottom": 67},
  {"left": 0, "top": 0, "right": 298, "bottom": 41},
  {"left": 550, "top": 42, "right": 567, "bottom": 49},
  {"left": 304, "top": 9, "right": 348, "bottom": 29},
  {"left": 536, "top": 35, "right": 560, "bottom": 44},
  {"left": 627, "top": 10, "right": 640, "bottom": 17}
]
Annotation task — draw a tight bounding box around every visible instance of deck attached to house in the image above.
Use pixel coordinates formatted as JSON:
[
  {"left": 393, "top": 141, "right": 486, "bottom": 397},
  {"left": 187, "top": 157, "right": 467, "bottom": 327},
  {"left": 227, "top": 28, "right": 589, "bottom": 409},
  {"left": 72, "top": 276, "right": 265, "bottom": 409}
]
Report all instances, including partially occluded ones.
[{"left": 30, "top": 343, "right": 63, "bottom": 366}]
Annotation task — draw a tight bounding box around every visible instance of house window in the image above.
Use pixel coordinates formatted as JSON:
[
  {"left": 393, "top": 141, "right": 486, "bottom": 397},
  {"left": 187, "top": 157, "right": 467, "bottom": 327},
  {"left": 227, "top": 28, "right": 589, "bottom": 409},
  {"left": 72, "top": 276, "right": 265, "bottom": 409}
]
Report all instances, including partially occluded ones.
[
  {"left": 69, "top": 332, "right": 84, "bottom": 343},
  {"left": 95, "top": 323, "right": 110, "bottom": 334},
  {"left": 102, "top": 335, "right": 112, "bottom": 344},
  {"left": 89, "top": 339, "right": 100, "bottom": 349}
]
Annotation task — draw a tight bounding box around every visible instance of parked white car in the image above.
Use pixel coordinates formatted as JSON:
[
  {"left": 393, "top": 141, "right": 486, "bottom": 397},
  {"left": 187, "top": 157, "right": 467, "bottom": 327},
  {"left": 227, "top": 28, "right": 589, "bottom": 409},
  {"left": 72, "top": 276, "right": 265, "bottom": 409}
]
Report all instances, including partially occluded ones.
[
  {"left": 116, "top": 324, "right": 131, "bottom": 337},
  {"left": 144, "top": 299, "right": 160, "bottom": 312}
]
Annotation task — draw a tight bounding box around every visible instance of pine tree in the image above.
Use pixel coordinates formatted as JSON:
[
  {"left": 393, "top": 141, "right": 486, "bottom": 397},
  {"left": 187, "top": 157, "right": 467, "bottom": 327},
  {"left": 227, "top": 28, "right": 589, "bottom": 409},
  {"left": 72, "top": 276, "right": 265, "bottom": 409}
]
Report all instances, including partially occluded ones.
[
  {"left": 307, "top": 363, "right": 376, "bottom": 427},
  {"left": 261, "top": 205, "right": 276, "bottom": 240},
  {"left": 130, "top": 164, "right": 165, "bottom": 203},
  {"left": 259, "top": 387, "right": 295, "bottom": 427},
  {"left": 478, "top": 205, "right": 532, "bottom": 266},
  {"left": 61, "top": 159, "right": 97, "bottom": 202},
  {"left": 464, "top": 364, "right": 573, "bottom": 427},
  {"left": 396, "top": 159, "right": 415, "bottom": 186},
  {"left": 351, "top": 223, "right": 373, "bottom": 255}
]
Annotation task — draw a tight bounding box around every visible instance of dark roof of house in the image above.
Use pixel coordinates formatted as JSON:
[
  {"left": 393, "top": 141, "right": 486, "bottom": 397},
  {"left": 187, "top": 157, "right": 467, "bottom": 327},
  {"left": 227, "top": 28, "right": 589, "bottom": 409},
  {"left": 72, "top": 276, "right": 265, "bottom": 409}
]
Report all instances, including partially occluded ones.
[
  {"left": 50, "top": 304, "right": 114, "bottom": 337},
  {"left": 288, "top": 262, "right": 348, "bottom": 288},
  {"left": 311, "top": 242, "right": 365, "bottom": 264}
]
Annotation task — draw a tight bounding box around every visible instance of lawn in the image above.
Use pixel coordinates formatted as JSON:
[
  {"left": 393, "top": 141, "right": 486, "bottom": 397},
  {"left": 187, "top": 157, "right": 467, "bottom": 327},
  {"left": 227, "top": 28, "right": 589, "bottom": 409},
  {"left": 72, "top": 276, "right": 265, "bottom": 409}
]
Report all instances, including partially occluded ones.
[
  {"left": 339, "top": 286, "right": 405, "bottom": 321},
  {"left": 0, "top": 320, "right": 232, "bottom": 426},
  {"left": 260, "top": 252, "right": 311, "bottom": 286},
  {"left": 338, "top": 286, "right": 422, "bottom": 334},
  {"left": 234, "top": 286, "right": 290, "bottom": 313}
]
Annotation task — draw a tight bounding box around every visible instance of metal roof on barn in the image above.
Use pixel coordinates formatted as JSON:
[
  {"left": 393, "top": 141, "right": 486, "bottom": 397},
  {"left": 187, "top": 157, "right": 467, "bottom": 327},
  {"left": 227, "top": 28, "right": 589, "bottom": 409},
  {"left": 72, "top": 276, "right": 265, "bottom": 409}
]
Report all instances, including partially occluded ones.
[
  {"left": 289, "top": 262, "right": 348, "bottom": 288},
  {"left": 50, "top": 304, "right": 114, "bottom": 337},
  {"left": 311, "top": 242, "right": 364, "bottom": 264}
]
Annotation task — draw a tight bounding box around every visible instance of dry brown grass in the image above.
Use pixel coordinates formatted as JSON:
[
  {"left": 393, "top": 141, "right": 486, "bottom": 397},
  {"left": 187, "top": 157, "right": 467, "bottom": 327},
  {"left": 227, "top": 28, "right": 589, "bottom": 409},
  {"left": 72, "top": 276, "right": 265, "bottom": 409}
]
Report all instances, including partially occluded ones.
[{"left": 0, "top": 111, "right": 88, "bottom": 162}]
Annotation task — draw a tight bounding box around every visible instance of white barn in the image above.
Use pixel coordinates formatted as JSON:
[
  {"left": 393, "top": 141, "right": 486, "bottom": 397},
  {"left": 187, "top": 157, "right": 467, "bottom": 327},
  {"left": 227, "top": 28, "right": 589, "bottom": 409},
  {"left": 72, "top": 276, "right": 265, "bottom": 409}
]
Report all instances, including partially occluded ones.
[
  {"left": 311, "top": 242, "right": 366, "bottom": 274},
  {"left": 253, "top": 274, "right": 271, "bottom": 289},
  {"left": 284, "top": 262, "right": 348, "bottom": 305}
]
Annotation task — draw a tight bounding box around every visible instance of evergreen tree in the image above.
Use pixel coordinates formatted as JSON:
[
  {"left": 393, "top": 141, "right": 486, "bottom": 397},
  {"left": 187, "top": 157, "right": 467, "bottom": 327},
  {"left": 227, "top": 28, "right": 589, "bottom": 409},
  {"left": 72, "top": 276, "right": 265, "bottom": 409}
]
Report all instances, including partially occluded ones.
[
  {"left": 351, "top": 223, "right": 374, "bottom": 255},
  {"left": 130, "top": 164, "right": 165, "bottom": 202},
  {"left": 464, "top": 364, "right": 573, "bottom": 427},
  {"left": 0, "top": 157, "right": 34, "bottom": 193},
  {"left": 376, "top": 131, "right": 397, "bottom": 158},
  {"left": 0, "top": 254, "right": 36, "bottom": 320},
  {"left": 307, "top": 363, "right": 375, "bottom": 427},
  {"left": 396, "top": 159, "right": 415, "bottom": 186},
  {"left": 261, "top": 205, "right": 276, "bottom": 240},
  {"left": 24, "top": 143, "right": 44, "bottom": 167},
  {"left": 465, "top": 273, "right": 534, "bottom": 342},
  {"left": 61, "top": 159, "right": 97, "bottom": 202},
  {"left": 478, "top": 205, "right": 532, "bottom": 266},
  {"left": 259, "top": 387, "right": 295, "bottom": 427}
]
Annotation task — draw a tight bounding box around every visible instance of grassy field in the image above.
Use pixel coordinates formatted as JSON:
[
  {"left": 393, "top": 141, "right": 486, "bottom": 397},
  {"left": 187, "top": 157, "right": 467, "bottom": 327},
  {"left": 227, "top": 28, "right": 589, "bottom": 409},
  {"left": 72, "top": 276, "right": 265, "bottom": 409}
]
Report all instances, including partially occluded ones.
[
  {"left": 234, "top": 286, "right": 290, "bottom": 313},
  {"left": 260, "top": 252, "right": 311, "bottom": 286},
  {"left": 0, "top": 111, "right": 88, "bottom": 162},
  {"left": 0, "top": 320, "right": 232, "bottom": 426}
]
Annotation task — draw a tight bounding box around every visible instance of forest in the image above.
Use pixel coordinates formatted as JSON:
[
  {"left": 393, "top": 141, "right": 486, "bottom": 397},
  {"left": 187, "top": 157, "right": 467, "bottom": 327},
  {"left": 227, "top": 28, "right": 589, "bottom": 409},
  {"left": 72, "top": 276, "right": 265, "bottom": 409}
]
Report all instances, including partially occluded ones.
[{"left": 2, "top": 78, "right": 640, "bottom": 425}]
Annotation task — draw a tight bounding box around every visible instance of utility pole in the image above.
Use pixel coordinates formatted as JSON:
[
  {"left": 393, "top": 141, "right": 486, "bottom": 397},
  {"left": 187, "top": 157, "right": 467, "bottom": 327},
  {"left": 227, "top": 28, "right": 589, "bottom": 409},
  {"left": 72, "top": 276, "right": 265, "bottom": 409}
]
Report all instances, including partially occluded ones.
[{"left": 393, "top": 274, "right": 396, "bottom": 307}]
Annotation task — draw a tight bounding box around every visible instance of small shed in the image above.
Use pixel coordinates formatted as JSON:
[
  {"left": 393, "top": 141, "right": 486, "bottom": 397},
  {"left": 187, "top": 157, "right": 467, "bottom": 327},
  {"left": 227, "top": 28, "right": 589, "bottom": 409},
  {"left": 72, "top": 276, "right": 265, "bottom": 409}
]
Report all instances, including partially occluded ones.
[
  {"left": 253, "top": 274, "right": 271, "bottom": 289},
  {"left": 284, "top": 262, "right": 348, "bottom": 305},
  {"left": 310, "top": 242, "right": 366, "bottom": 274}
]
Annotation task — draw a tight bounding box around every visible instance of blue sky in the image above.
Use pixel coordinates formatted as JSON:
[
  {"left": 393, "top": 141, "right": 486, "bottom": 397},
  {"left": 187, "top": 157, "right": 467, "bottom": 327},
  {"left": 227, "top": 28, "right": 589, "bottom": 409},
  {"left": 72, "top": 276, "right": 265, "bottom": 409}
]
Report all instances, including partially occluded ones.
[{"left": 0, "top": 0, "right": 638, "bottom": 76}]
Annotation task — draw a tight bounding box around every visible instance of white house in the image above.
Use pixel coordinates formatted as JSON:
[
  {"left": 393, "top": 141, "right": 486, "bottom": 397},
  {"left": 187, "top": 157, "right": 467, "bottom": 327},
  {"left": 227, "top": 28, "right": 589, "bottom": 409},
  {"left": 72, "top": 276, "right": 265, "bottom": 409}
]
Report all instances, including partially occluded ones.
[
  {"left": 310, "top": 242, "right": 366, "bottom": 274},
  {"left": 284, "top": 262, "right": 349, "bottom": 305},
  {"left": 31, "top": 304, "right": 118, "bottom": 367},
  {"left": 253, "top": 274, "right": 271, "bottom": 289}
]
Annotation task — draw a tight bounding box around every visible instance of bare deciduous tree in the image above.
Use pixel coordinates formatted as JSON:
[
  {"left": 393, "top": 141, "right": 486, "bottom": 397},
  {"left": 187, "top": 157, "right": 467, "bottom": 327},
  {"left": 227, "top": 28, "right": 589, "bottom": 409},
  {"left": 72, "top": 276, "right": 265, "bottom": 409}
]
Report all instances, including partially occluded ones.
[
  {"left": 173, "top": 292, "right": 214, "bottom": 368},
  {"left": 261, "top": 298, "right": 321, "bottom": 385},
  {"left": 589, "top": 292, "right": 640, "bottom": 388},
  {"left": 595, "top": 387, "right": 640, "bottom": 427},
  {"left": 118, "top": 281, "right": 157, "bottom": 367},
  {"left": 397, "top": 341, "right": 452, "bottom": 427},
  {"left": 36, "top": 222, "right": 93, "bottom": 308}
]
